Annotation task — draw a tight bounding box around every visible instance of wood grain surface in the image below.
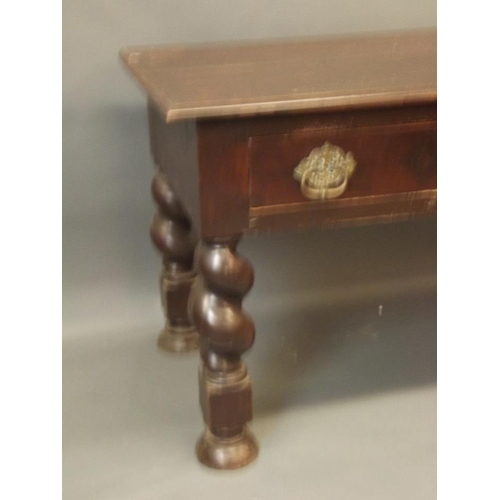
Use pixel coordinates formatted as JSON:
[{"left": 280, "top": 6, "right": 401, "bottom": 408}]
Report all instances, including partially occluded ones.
[
  {"left": 131, "top": 30, "right": 437, "bottom": 470},
  {"left": 249, "top": 111, "right": 437, "bottom": 207},
  {"left": 121, "top": 29, "right": 436, "bottom": 122}
]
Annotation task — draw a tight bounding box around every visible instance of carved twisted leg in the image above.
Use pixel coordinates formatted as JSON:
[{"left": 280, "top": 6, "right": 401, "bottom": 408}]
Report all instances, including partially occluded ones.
[
  {"left": 190, "top": 237, "right": 258, "bottom": 469},
  {"left": 150, "top": 171, "right": 199, "bottom": 352}
]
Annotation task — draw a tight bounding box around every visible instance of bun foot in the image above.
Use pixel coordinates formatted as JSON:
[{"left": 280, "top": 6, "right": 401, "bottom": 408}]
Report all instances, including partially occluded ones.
[
  {"left": 196, "top": 427, "right": 258, "bottom": 470},
  {"left": 157, "top": 326, "right": 199, "bottom": 353}
]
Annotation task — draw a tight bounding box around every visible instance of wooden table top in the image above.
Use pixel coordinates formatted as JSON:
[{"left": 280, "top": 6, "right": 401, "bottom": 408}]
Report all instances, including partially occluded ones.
[{"left": 121, "top": 29, "right": 436, "bottom": 122}]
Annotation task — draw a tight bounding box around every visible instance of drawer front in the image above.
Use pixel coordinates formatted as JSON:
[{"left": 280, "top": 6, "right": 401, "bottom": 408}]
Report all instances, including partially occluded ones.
[{"left": 249, "top": 120, "right": 436, "bottom": 209}]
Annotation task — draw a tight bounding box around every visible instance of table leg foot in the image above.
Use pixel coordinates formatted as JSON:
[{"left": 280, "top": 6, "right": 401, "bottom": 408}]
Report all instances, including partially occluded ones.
[
  {"left": 196, "top": 426, "right": 258, "bottom": 470},
  {"left": 157, "top": 325, "right": 199, "bottom": 353},
  {"left": 190, "top": 236, "right": 258, "bottom": 469}
]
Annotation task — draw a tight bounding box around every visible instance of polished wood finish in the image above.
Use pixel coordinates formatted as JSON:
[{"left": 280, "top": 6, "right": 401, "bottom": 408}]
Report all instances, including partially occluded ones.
[
  {"left": 193, "top": 105, "right": 436, "bottom": 238},
  {"left": 249, "top": 108, "right": 436, "bottom": 207},
  {"left": 121, "top": 29, "right": 437, "bottom": 469},
  {"left": 121, "top": 30, "right": 436, "bottom": 122},
  {"left": 190, "top": 238, "right": 258, "bottom": 468},
  {"left": 150, "top": 171, "right": 199, "bottom": 352},
  {"left": 147, "top": 100, "right": 200, "bottom": 226},
  {"left": 144, "top": 83, "right": 437, "bottom": 240}
]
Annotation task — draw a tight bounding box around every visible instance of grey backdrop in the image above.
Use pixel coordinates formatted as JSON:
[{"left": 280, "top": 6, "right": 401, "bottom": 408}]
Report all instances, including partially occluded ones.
[{"left": 63, "top": 2, "right": 436, "bottom": 498}]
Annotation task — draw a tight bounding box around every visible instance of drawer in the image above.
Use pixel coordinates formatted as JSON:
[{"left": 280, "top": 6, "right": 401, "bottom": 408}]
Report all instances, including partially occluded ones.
[{"left": 249, "top": 120, "right": 437, "bottom": 209}]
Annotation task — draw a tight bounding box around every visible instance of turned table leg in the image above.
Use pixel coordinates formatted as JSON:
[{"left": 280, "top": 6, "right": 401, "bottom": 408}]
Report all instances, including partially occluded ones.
[
  {"left": 190, "top": 237, "right": 258, "bottom": 469},
  {"left": 150, "top": 171, "right": 199, "bottom": 353}
]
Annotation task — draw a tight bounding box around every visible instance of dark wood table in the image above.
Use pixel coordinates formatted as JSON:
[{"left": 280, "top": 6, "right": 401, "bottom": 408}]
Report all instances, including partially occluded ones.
[{"left": 120, "top": 29, "right": 437, "bottom": 469}]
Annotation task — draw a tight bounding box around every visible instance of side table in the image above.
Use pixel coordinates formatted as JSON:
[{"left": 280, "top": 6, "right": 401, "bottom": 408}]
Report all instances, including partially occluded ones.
[{"left": 120, "top": 29, "right": 437, "bottom": 469}]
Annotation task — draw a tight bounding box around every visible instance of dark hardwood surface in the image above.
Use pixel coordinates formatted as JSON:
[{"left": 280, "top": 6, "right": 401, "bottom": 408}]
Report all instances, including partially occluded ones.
[
  {"left": 249, "top": 106, "right": 436, "bottom": 208},
  {"left": 147, "top": 102, "right": 436, "bottom": 239},
  {"left": 123, "top": 29, "right": 437, "bottom": 470},
  {"left": 121, "top": 29, "right": 436, "bottom": 122},
  {"left": 140, "top": 30, "right": 437, "bottom": 239},
  {"left": 149, "top": 171, "right": 199, "bottom": 353}
]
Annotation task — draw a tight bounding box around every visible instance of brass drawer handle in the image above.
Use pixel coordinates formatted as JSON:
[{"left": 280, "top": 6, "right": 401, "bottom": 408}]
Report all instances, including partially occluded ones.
[{"left": 293, "top": 142, "right": 356, "bottom": 200}]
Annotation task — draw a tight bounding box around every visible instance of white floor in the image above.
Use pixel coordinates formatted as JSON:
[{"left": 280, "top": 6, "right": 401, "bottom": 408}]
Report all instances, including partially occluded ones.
[{"left": 63, "top": 218, "right": 436, "bottom": 499}]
